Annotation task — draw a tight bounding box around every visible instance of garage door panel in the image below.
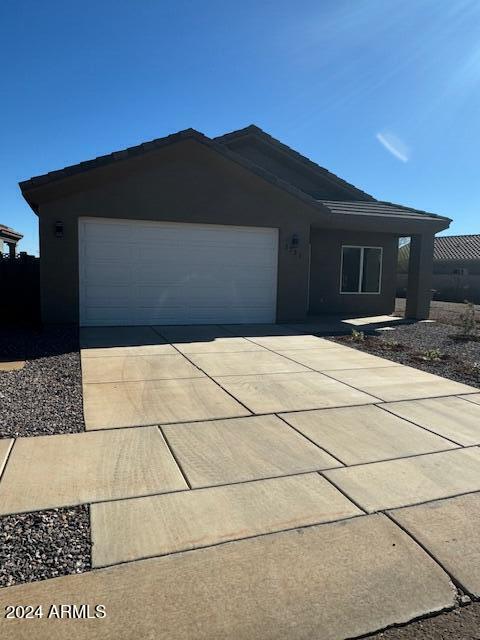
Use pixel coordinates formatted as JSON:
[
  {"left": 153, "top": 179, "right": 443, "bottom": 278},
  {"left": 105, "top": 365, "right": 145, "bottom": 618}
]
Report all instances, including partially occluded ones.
[
  {"left": 84, "top": 286, "right": 132, "bottom": 306},
  {"left": 79, "top": 219, "right": 278, "bottom": 326}
]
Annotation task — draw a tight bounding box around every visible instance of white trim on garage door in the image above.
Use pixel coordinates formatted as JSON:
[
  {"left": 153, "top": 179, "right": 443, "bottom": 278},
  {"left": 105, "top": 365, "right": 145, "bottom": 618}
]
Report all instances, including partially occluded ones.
[{"left": 78, "top": 217, "right": 279, "bottom": 326}]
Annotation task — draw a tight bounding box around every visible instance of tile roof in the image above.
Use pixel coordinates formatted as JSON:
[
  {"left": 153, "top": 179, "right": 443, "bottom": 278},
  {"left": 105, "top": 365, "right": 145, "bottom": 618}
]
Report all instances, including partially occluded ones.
[
  {"left": 319, "top": 200, "right": 448, "bottom": 222},
  {"left": 18, "top": 124, "right": 450, "bottom": 227},
  {"left": 216, "top": 125, "right": 374, "bottom": 201},
  {"left": 434, "top": 234, "right": 480, "bottom": 261},
  {"left": 19, "top": 129, "right": 206, "bottom": 191}
]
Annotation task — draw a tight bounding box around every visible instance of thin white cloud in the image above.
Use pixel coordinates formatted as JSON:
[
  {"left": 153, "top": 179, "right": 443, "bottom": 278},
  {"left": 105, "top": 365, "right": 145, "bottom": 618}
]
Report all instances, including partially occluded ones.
[{"left": 376, "top": 131, "right": 409, "bottom": 163}]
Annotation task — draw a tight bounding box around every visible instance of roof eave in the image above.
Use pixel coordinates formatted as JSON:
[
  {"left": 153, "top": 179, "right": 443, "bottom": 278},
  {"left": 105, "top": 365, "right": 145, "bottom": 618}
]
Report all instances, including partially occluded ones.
[{"left": 18, "top": 129, "right": 335, "bottom": 221}]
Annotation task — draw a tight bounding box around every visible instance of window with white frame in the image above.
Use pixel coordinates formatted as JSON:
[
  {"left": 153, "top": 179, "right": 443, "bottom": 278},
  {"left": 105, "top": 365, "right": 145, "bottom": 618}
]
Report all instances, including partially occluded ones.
[{"left": 340, "top": 246, "right": 382, "bottom": 294}]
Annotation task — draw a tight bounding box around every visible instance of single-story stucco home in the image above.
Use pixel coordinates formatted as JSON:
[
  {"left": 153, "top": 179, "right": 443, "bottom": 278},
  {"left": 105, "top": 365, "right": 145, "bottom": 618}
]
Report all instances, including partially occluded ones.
[{"left": 20, "top": 125, "right": 451, "bottom": 326}]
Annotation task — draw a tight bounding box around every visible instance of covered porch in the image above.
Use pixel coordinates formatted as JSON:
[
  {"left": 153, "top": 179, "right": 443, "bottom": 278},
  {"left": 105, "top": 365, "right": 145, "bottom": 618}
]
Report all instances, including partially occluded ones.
[{"left": 307, "top": 200, "right": 451, "bottom": 321}]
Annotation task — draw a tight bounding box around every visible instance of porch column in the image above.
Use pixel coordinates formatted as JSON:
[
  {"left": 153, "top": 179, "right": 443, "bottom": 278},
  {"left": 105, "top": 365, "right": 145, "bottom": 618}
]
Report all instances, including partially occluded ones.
[
  {"left": 7, "top": 242, "right": 16, "bottom": 259},
  {"left": 405, "top": 233, "right": 435, "bottom": 320}
]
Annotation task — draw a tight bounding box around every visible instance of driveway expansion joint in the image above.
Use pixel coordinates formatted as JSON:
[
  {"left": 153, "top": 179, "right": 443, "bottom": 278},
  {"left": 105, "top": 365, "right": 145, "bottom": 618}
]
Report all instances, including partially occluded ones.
[
  {"left": 241, "top": 334, "right": 388, "bottom": 402},
  {"left": 375, "top": 402, "right": 465, "bottom": 447},
  {"left": 159, "top": 426, "right": 192, "bottom": 489},
  {"left": 161, "top": 334, "right": 255, "bottom": 417},
  {"left": 274, "top": 412, "right": 347, "bottom": 467},
  {"left": 383, "top": 510, "right": 474, "bottom": 601}
]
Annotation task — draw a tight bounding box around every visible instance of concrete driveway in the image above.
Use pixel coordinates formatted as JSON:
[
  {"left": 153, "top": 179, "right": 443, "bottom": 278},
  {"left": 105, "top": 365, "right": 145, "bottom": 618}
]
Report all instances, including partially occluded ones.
[{"left": 1, "top": 323, "right": 480, "bottom": 639}]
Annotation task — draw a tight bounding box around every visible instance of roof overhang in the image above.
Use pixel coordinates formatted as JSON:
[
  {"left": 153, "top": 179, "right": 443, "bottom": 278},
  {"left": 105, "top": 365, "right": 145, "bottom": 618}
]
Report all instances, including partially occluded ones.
[
  {"left": 18, "top": 126, "right": 452, "bottom": 236},
  {"left": 0, "top": 225, "right": 23, "bottom": 242},
  {"left": 314, "top": 200, "right": 451, "bottom": 234},
  {"left": 19, "top": 128, "right": 333, "bottom": 217}
]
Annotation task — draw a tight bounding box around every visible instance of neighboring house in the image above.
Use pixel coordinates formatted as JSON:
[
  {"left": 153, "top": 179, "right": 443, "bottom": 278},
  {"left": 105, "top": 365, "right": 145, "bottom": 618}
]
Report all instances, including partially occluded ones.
[
  {"left": 0, "top": 224, "right": 23, "bottom": 257},
  {"left": 398, "top": 234, "right": 480, "bottom": 304},
  {"left": 19, "top": 125, "right": 450, "bottom": 326}
]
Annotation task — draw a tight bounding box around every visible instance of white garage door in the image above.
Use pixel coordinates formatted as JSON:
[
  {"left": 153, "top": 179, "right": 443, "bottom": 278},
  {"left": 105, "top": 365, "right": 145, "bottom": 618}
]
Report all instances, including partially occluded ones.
[{"left": 78, "top": 218, "right": 278, "bottom": 326}]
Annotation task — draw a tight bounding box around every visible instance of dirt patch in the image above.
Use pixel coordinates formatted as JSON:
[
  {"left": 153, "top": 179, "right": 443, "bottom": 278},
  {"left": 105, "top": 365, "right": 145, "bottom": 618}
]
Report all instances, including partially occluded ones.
[{"left": 369, "top": 602, "right": 480, "bottom": 639}]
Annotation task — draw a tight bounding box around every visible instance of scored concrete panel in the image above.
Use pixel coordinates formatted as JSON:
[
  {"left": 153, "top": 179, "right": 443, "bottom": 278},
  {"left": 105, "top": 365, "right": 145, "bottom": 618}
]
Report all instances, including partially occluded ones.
[
  {"left": 81, "top": 325, "right": 165, "bottom": 347},
  {"left": 460, "top": 393, "right": 480, "bottom": 406},
  {"left": 91, "top": 473, "right": 362, "bottom": 567},
  {"left": 324, "top": 447, "right": 480, "bottom": 513},
  {"left": 390, "top": 492, "right": 480, "bottom": 597},
  {"left": 246, "top": 334, "right": 336, "bottom": 351},
  {"left": 80, "top": 326, "right": 176, "bottom": 358},
  {"left": 214, "top": 371, "right": 378, "bottom": 414},
  {"left": 81, "top": 353, "right": 204, "bottom": 384},
  {"left": 326, "top": 365, "right": 478, "bottom": 402},
  {"left": 220, "top": 324, "right": 298, "bottom": 337},
  {"left": 81, "top": 343, "right": 177, "bottom": 358},
  {"left": 277, "top": 347, "right": 401, "bottom": 371},
  {"left": 0, "top": 515, "right": 456, "bottom": 640},
  {"left": 186, "top": 350, "right": 310, "bottom": 376},
  {"left": 345, "top": 315, "right": 404, "bottom": 326},
  {"left": 0, "top": 439, "right": 13, "bottom": 476},
  {"left": 163, "top": 414, "right": 342, "bottom": 487},
  {"left": 382, "top": 396, "right": 480, "bottom": 446},
  {"left": 174, "top": 337, "right": 266, "bottom": 354},
  {"left": 282, "top": 405, "right": 457, "bottom": 465},
  {"left": 0, "top": 428, "right": 187, "bottom": 515},
  {"left": 83, "top": 378, "right": 250, "bottom": 430},
  {"left": 152, "top": 324, "right": 232, "bottom": 342}
]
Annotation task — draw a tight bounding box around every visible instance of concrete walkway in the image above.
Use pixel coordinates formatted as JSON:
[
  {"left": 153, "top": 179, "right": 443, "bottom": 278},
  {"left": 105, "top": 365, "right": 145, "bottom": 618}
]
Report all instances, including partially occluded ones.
[{"left": 1, "top": 322, "right": 480, "bottom": 639}]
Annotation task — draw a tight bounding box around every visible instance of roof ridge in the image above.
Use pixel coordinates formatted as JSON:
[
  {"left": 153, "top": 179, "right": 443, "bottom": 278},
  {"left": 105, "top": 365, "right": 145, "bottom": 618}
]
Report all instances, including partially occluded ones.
[{"left": 216, "top": 125, "right": 375, "bottom": 201}]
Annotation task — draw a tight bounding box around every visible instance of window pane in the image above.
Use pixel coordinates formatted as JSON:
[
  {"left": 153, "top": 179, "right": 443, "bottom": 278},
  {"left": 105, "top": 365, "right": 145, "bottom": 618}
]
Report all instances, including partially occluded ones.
[
  {"left": 341, "top": 247, "right": 361, "bottom": 292},
  {"left": 361, "top": 248, "right": 382, "bottom": 293}
]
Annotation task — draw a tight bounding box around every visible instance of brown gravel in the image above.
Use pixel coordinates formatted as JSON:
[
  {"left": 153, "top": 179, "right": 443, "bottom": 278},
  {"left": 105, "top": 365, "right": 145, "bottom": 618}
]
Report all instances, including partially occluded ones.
[{"left": 0, "top": 506, "right": 91, "bottom": 588}]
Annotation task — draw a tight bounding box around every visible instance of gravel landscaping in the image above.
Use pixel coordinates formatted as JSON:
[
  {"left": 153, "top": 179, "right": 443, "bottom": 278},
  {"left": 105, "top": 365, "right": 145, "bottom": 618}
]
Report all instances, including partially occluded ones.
[
  {"left": 0, "top": 505, "right": 91, "bottom": 588},
  {"left": 0, "top": 326, "right": 85, "bottom": 438},
  {"left": 329, "top": 321, "right": 480, "bottom": 388}
]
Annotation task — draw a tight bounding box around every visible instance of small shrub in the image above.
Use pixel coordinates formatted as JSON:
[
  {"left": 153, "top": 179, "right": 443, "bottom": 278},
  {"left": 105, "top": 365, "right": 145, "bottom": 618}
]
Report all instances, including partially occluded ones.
[
  {"left": 420, "top": 348, "right": 443, "bottom": 362},
  {"left": 467, "top": 362, "right": 480, "bottom": 375},
  {"left": 350, "top": 329, "right": 365, "bottom": 342},
  {"left": 382, "top": 339, "right": 401, "bottom": 351},
  {"left": 458, "top": 301, "right": 477, "bottom": 337}
]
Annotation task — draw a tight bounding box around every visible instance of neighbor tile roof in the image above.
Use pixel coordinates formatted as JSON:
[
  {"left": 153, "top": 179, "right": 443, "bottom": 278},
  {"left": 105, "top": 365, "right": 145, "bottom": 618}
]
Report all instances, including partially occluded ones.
[{"left": 434, "top": 234, "right": 480, "bottom": 261}]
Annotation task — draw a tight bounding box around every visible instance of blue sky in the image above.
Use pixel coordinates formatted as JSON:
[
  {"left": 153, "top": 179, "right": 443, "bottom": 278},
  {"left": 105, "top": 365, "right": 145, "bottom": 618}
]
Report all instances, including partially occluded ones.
[{"left": 1, "top": 0, "right": 479, "bottom": 255}]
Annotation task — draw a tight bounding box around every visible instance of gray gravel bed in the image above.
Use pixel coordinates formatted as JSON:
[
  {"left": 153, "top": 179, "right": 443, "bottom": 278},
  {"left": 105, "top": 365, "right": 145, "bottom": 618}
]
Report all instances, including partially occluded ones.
[
  {"left": 329, "top": 322, "right": 480, "bottom": 388},
  {"left": 0, "top": 326, "right": 85, "bottom": 438},
  {"left": 379, "top": 322, "right": 480, "bottom": 362},
  {"left": 0, "top": 505, "right": 91, "bottom": 588}
]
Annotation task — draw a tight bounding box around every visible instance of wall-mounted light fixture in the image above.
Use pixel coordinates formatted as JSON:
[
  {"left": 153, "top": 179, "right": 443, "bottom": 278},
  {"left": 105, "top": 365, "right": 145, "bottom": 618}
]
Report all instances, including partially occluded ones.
[
  {"left": 55, "top": 221, "right": 64, "bottom": 238},
  {"left": 290, "top": 234, "right": 299, "bottom": 250}
]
